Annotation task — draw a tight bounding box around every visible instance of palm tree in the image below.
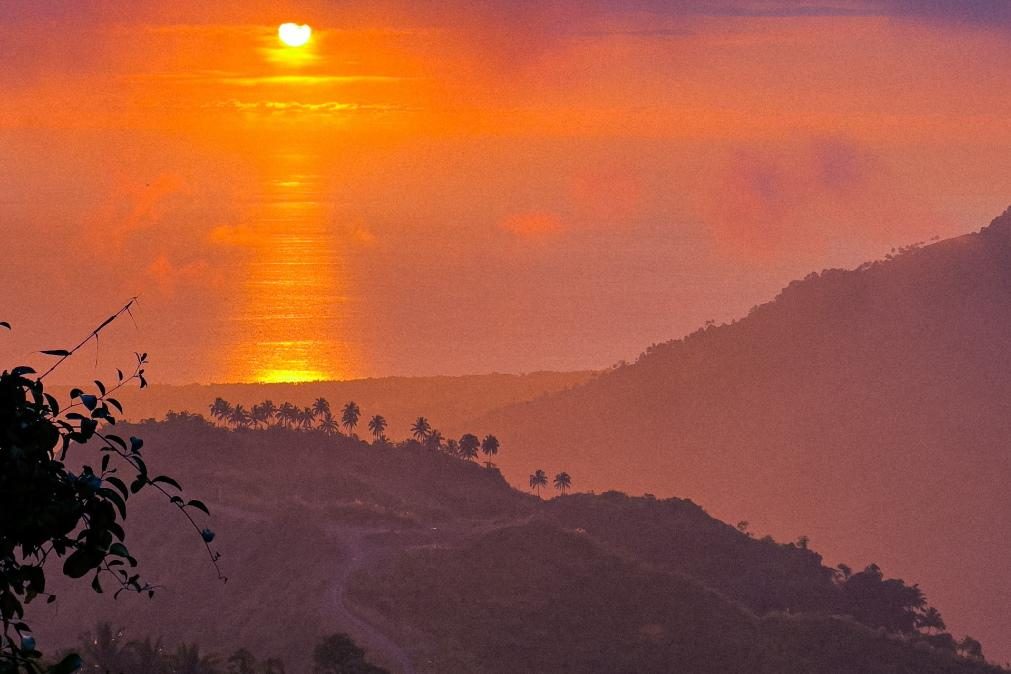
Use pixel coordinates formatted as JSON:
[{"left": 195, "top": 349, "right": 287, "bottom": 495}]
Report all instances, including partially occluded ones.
[
  {"left": 425, "top": 428, "right": 444, "bottom": 451},
  {"left": 410, "top": 416, "right": 431, "bottom": 442},
  {"left": 458, "top": 433, "right": 480, "bottom": 461},
  {"left": 172, "top": 643, "right": 221, "bottom": 674},
  {"left": 277, "top": 402, "right": 298, "bottom": 428},
  {"left": 312, "top": 397, "right": 331, "bottom": 421},
  {"left": 127, "top": 636, "right": 170, "bottom": 674},
  {"left": 228, "top": 404, "right": 251, "bottom": 429},
  {"left": 444, "top": 438, "right": 459, "bottom": 456},
  {"left": 259, "top": 399, "right": 278, "bottom": 426},
  {"left": 78, "top": 623, "right": 130, "bottom": 673},
  {"left": 529, "top": 469, "right": 548, "bottom": 497},
  {"left": 553, "top": 472, "right": 571, "bottom": 494},
  {"left": 480, "top": 434, "right": 500, "bottom": 467},
  {"left": 250, "top": 402, "right": 271, "bottom": 429},
  {"left": 341, "top": 401, "right": 361, "bottom": 435},
  {"left": 300, "top": 406, "right": 316, "bottom": 431},
  {"left": 209, "top": 398, "right": 232, "bottom": 427},
  {"left": 367, "top": 414, "right": 388, "bottom": 442},
  {"left": 318, "top": 413, "right": 339, "bottom": 437}
]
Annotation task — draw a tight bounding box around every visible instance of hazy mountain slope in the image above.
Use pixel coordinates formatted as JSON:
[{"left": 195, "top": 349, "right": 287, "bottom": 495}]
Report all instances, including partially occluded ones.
[
  {"left": 28, "top": 420, "right": 995, "bottom": 672},
  {"left": 350, "top": 522, "right": 1002, "bottom": 674},
  {"left": 480, "top": 206, "right": 1011, "bottom": 661}
]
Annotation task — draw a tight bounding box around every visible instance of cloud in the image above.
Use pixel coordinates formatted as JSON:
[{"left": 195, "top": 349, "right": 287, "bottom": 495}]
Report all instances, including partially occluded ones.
[
  {"left": 147, "top": 254, "right": 210, "bottom": 296},
  {"left": 207, "top": 100, "right": 412, "bottom": 115},
  {"left": 882, "top": 0, "right": 1011, "bottom": 27},
  {"left": 699, "top": 137, "right": 931, "bottom": 259}
]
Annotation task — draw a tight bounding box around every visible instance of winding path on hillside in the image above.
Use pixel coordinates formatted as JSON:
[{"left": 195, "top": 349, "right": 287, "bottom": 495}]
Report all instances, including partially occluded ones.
[{"left": 327, "top": 527, "right": 417, "bottom": 674}]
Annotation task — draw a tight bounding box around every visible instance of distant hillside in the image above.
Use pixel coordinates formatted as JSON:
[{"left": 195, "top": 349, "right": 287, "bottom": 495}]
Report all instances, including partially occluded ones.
[
  {"left": 352, "top": 521, "right": 1000, "bottom": 674},
  {"left": 29, "top": 419, "right": 1004, "bottom": 673},
  {"left": 55, "top": 371, "right": 593, "bottom": 439},
  {"left": 480, "top": 205, "right": 1011, "bottom": 662}
]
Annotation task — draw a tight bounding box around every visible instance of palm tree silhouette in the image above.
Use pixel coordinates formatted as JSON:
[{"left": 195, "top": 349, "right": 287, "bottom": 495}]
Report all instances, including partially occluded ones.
[
  {"left": 209, "top": 398, "right": 232, "bottom": 427},
  {"left": 172, "top": 643, "right": 221, "bottom": 674},
  {"left": 445, "top": 438, "right": 460, "bottom": 456},
  {"left": 229, "top": 404, "right": 251, "bottom": 429},
  {"left": 459, "top": 433, "right": 480, "bottom": 461},
  {"left": 259, "top": 399, "right": 278, "bottom": 426},
  {"left": 312, "top": 397, "right": 331, "bottom": 421},
  {"left": 426, "top": 428, "right": 444, "bottom": 451},
  {"left": 127, "top": 636, "right": 170, "bottom": 673},
  {"left": 300, "top": 406, "right": 316, "bottom": 431},
  {"left": 250, "top": 402, "right": 270, "bottom": 429},
  {"left": 411, "top": 416, "right": 431, "bottom": 441},
  {"left": 368, "top": 414, "right": 388, "bottom": 442},
  {"left": 318, "top": 413, "right": 339, "bottom": 437},
  {"left": 341, "top": 401, "right": 361, "bottom": 435},
  {"left": 529, "top": 469, "right": 548, "bottom": 497},
  {"left": 80, "top": 623, "right": 130, "bottom": 672},
  {"left": 480, "top": 434, "right": 500, "bottom": 467},
  {"left": 277, "top": 402, "right": 298, "bottom": 428},
  {"left": 553, "top": 472, "right": 571, "bottom": 494}
]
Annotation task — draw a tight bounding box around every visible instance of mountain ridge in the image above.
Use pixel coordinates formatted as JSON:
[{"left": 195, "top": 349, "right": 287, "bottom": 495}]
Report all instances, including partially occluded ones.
[{"left": 478, "top": 205, "right": 1011, "bottom": 662}]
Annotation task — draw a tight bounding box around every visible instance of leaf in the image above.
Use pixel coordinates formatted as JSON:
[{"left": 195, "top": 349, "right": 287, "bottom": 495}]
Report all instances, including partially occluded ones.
[
  {"left": 186, "top": 499, "right": 210, "bottom": 516},
  {"left": 94, "top": 379, "right": 106, "bottom": 395},
  {"left": 102, "top": 489, "right": 127, "bottom": 518},
  {"left": 70, "top": 388, "right": 83, "bottom": 399},
  {"left": 0, "top": 321, "right": 10, "bottom": 330},
  {"left": 116, "top": 368, "right": 124, "bottom": 381},
  {"left": 80, "top": 394, "right": 98, "bottom": 411},
  {"left": 106, "top": 476, "right": 129, "bottom": 497},
  {"left": 107, "top": 397, "right": 123, "bottom": 413},
  {"left": 129, "top": 436, "right": 144, "bottom": 453},
  {"left": 12, "top": 366, "right": 36, "bottom": 377},
  {"left": 91, "top": 575, "right": 103, "bottom": 593},
  {"left": 78, "top": 418, "right": 98, "bottom": 441},
  {"left": 44, "top": 393, "right": 60, "bottom": 416},
  {"left": 63, "top": 549, "right": 99, "bottom": 579},
  {"left": 41, "top": 349, "right": 71, "bottom": 357},
  {"left": 109, "top": 543, "right": 130, "bottom": 558},
  {"left": 152, "top": 475, "right": 182, "bottom": 491},
  {"left": 97, "top": 313, "right": 117, "bottom": 331}
]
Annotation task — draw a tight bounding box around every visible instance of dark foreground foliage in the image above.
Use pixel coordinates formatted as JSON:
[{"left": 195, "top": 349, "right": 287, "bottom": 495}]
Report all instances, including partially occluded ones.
[
  {"left": 35, "top": 623, "right": 384, "bottom": 674},
  {"left": 0, "top": 307, "right": 220, "bottom": 672}
]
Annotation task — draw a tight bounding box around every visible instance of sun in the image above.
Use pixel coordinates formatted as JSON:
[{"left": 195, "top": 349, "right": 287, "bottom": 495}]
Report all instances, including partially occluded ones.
[{"left": 278, "top": 23, "right": 312, "bottom": 47}]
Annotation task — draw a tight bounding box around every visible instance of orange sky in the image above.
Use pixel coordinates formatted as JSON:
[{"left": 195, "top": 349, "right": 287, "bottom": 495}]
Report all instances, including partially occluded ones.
[{"left": 2, "top": 1, "right": 1009, "bottom": 383}]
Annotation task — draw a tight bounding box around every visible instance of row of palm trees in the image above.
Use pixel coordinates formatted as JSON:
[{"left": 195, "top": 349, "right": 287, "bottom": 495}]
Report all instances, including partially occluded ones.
[
  {"left": 207, "top": 398, "right": 502, "bottom": 465},
  {"left": 529, "top": 470, "right": 571, "bottom": 497},
  {"left": 209, "top": 397, "right": 372, "bottom": 437}
]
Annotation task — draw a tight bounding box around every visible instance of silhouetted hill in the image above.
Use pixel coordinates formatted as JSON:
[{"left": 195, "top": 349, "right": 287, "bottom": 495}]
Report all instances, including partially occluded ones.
[
  {"left": 480, "top": 205, "right": 1011, "bottom": 662},
  {"left": 351, "top": 521, "right": 1002, "bottom": 674},
  {"left": 28, "top": 419, "right": 1004, "bottom": 672}
]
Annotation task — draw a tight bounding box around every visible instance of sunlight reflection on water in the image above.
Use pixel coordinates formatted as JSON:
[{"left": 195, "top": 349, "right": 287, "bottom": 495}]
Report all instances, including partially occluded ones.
[{"left": 223, "top": 162, "right": 357, "bottom": 383}]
